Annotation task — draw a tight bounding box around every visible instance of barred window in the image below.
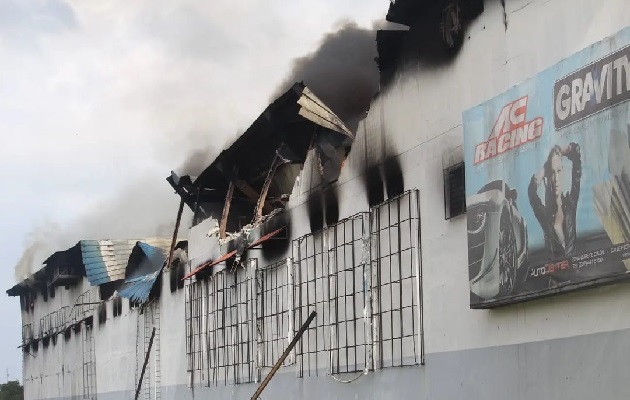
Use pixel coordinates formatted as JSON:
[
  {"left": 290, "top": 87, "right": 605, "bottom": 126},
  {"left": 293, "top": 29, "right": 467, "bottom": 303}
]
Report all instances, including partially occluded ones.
[
  {"left": 293, "top": 230, "right": 331, "bottom": 377},
  {"left": 328, "top": 213, "right": 371, "bottom": 375},
  {"left": 182, "top": 190, "right": 424, "bottom": 383},
  {"left": 291, "top": 189, "right": 424, "bottom": 376},
  {"left": 185, "top": 281, "right": 206, "bottom": 386},
  {"left": 371, "top": 190, "right": 423, "bottom": 367},
  {"left": 185, "top": 261, "right": 257, "bottom": 387},
  {"left": 207, "top": 264, "right": 256, "bottom": 385},
  {"left": 256, "top": 259, "right": 293, "bottom": 371}
]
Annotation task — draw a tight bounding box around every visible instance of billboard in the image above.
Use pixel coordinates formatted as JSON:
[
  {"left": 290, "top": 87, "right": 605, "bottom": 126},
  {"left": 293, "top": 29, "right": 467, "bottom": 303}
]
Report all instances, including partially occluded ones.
[{"left": 464, "top": 27, "right": 630, "bottom": 308}]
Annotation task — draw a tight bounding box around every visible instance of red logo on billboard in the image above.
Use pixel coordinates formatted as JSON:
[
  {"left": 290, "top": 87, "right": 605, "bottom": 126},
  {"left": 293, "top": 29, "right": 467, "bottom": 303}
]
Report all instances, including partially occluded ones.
[{"left": 474, "top": 96, "right": 544, "bottom": 164}]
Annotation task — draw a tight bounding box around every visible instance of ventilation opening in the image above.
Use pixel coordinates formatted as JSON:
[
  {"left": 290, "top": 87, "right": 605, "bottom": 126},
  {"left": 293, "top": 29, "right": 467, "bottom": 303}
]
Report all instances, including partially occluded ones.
[
  {"left": 170, "top": 263, "right": 186, "bottom": 293},
  {"left": 112, "top": 297, "right": 123, "bottom": 317},
  {"left": 444, "top": 162, "right": 466, "bottom": 219},
  {"left": 98, "top": 303, "right": 107, "bottom": 325}
]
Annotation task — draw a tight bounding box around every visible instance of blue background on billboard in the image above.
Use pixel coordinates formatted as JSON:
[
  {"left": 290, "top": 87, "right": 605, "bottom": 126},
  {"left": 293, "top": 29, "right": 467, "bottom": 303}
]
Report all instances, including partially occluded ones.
[{"left": 463, "top": 27, "right": 630, "bottom": 250}]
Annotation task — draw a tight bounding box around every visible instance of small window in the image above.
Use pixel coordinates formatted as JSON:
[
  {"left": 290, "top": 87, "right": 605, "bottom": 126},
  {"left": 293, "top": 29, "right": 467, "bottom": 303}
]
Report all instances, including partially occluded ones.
[
  {"left": 98, "top": 303, "right": 107, "bottom": 325},
  {"left": 170, "top": 263, "right": 186, "bottom": 293},
  {"left": 112, "top": 297, "right": 123, "bottom": 317},
  {"left": 444, "top": 162, "right": 466, "bottom": 219}
]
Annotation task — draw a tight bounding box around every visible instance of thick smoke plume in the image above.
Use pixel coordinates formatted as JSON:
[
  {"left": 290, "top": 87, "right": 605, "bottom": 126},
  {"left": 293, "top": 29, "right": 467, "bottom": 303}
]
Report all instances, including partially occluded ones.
[
  {"left": 273, "top": 21, "right": 381, "bottom": 132},
  {"left": 12, "top": 17, "right": 384, "bottom": 282}
]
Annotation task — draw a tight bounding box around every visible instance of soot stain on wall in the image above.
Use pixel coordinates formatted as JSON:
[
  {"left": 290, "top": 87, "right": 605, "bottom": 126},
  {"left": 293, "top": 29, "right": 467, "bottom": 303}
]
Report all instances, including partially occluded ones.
[{"left": 307, "top": 185, "right": 340, "bottom": 232}]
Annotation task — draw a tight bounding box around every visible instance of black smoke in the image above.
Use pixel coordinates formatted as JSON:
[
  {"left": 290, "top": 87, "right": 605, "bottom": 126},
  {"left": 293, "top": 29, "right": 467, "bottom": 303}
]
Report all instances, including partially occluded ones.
[
  {"left": 178, "top": 146, "right": 215, "bottom": 177},
  {"left": 273, "top": 22, "right": 381, "bottom": 132}
]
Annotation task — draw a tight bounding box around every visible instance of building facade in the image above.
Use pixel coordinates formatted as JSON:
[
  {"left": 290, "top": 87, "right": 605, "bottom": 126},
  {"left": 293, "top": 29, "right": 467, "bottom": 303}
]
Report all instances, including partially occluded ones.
[{"left": 8, "top": 0, "right": 630, "bottom": 399}]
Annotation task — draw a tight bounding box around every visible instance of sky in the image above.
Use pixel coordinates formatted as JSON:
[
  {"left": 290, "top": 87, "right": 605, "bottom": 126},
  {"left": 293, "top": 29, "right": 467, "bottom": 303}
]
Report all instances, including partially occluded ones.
[{"left": 0, "top": 0, "right": 388, "bottom": 382}]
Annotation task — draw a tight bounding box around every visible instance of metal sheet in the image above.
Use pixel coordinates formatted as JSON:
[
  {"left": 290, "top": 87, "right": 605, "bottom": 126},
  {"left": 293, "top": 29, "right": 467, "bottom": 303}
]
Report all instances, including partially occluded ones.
[
  {"left": 81, "top": 238, "right": 172, "bottom": 287},
  {"left": 117, "top": 241, "right": 169, "bottom": 304},
  {"left": 297, "top": 87, "right": 354, "bottom": 139}
]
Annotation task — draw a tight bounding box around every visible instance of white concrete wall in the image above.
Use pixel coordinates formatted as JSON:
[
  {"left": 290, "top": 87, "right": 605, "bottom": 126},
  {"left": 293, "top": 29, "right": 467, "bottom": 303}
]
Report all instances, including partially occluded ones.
[
  {"left": 355, "top": 0, "right": 630, "bottom": 355},
  {"left": 17, "top": 0, "right": 630, "bottom": 398},
  {"left": 21, "top": 278, "right": 98, "bottom": 399}
]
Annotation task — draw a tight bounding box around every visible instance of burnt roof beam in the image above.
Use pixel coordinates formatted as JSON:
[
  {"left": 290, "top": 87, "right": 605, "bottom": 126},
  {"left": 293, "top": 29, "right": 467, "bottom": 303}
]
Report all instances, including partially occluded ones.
[
  {"left": 254, "top": 155, "right": 286, "bottom": 222},
  {"left": 219, "top": 181, "right": 235, "bottom": 240}
]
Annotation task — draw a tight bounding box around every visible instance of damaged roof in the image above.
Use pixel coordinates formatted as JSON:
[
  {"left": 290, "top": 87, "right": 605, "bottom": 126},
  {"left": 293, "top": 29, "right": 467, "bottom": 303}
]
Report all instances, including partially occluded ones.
[
  {"left": 386, "top": 0, "right": 435, "bottom": 26},
  {"left": 7, "top": 237, "right": 175, "bottom": 296},
  {"left": 386, "top": 0, "right": 485, "bottom": 27},
  {"left": 167, "top": 83, "right": 353, "bottom": 214},
  {"left": 82, "top": 238, "right": 172, "bottom": 286},
  {"left": 117, "top": 241, "right": 171, "bottom": 304}
]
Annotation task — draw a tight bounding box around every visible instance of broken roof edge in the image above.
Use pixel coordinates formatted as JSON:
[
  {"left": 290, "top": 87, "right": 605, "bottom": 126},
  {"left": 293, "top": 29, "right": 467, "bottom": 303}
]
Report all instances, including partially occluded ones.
[
  {"left": 166, "top": 83, "right": 353, "bottom": 205},
  {"left": 7, "top": 236, "right": 180, "bottom": 296}
]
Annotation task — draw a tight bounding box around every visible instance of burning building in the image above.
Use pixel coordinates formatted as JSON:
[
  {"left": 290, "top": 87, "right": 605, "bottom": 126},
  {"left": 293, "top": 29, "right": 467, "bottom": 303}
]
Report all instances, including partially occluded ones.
[{"left": 7, "top": 0, "right": 630, "bottom": 399}]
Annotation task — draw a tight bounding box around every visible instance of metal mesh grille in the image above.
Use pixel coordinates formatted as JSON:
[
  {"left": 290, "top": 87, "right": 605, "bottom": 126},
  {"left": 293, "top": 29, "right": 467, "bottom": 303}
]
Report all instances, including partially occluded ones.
[
  {"left": 185, "top": 281, "right": 206, "bottom": 386},
  {"left": 371, "top": 190, "right": 423, "bottom": 367},
  {"left": 291, "top": 190, "right": 423, "bottom": 376},
  {"left": 256, "top": 259, "right": 292, "bottom": 370},
  {"left": 328, "top": 213, "right": 371, "bottom": 374},
  {"left": 207, "top": 263, "right": 256, "bottom": 386},
  {"left": 293, "top": 230, "right": 331, "bottom": 377}
]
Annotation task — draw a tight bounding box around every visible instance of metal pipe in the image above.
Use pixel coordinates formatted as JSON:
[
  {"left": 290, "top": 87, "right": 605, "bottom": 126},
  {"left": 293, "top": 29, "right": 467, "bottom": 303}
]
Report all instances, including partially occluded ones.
[
  {"left": 250, "top": 311, "right": 316, "bottom": 400},
  {"left": 166, "top": 198, "right": 185, "bottom": 271},
  {"left": 134, "top": 327, "right": 156, "bottom": 400},
  {"left": 411, "top": 189, "right": 424, "bottom": 365}
]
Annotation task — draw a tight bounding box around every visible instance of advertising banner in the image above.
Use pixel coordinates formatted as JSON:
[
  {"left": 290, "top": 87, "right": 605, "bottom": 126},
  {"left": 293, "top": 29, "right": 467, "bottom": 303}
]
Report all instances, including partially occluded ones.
[{"left": 464, "top": 27, "right": 630, "bottom": 308}]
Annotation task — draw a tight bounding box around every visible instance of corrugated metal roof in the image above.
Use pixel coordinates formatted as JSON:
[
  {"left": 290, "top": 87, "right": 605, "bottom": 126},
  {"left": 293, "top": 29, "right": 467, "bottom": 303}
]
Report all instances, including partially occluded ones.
[
  {"left": 118, "top": 241, "right": 169, "bottom": 304},
  {"left": 81, "top": 238, "right": 172, "bottom": 287},
  {"left": 81, "top": 239, "right": 135, "bottom": 286}
]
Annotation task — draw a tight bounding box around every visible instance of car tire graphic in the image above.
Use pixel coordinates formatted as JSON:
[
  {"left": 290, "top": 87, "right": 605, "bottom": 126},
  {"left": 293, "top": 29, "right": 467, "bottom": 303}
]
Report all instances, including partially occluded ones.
[{"left": 498, "top": 210, "right": 517, "bottom": 296}]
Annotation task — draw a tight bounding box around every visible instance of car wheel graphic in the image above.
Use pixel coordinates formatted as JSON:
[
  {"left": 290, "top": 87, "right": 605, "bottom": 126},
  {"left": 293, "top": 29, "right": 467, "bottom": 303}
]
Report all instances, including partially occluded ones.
[{"left": 498, "top": 211, "right": 517, "bottom": 296}]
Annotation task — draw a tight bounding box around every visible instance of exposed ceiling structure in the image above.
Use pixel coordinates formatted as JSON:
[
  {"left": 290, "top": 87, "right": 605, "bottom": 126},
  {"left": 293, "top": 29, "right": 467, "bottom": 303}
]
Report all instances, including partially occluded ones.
[{"left": 167, "top": 82, "right": 353, "bottom": 236}]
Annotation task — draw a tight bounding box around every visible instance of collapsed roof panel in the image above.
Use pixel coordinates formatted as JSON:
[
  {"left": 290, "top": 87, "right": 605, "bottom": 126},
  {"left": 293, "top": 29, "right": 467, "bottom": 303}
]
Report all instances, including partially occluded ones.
[
  {"left": 81, "top": 238, "right": 173, "bottom": 287},
  {"left": 118, "top": 241, "right": 171, "bottom": 304},
  {"left": 167, "top": 82, "right": 354, "bottom": 223},
  {"left": 6, "top": 237, "right": 178, "bottom": 298},
  {"left": 81, "top": 239, "right": 139, "bottom": 286}
]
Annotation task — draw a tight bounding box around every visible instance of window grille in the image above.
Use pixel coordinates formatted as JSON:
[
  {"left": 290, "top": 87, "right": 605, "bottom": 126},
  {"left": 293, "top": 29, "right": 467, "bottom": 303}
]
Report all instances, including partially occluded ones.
[
  {"left": 371, "top": 190, "right": 423, "bottom": 367},
  {"left": 255, "top": 259, "right": 293, "bottom": 371},
  {"left": 292, "top": 230, "right": 331, "bottom": 377},
  {"left": 206, "top": 260, "right": 256, "bottom": 386},
  {"left": 291, "top": 189, "right": 424, "bottom": 376},
  {"left": 185, "top": 280, "right": 206, "bottom": 386},
  {"left": 328, "top": 213, "right": 371, "bottom": 374}
]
